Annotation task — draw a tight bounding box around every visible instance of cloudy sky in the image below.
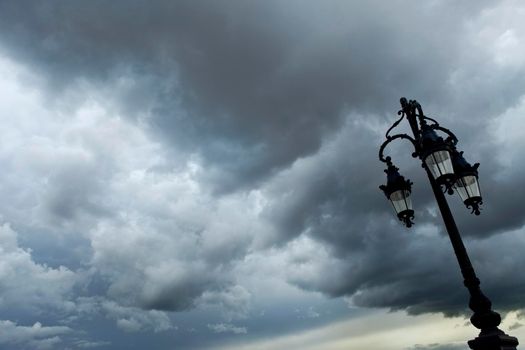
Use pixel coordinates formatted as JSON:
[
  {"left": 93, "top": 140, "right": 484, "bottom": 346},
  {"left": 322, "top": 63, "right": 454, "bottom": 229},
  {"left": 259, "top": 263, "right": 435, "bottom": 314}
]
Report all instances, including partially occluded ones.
[{"left": 0, "top": 1, "right": 525, "bottom": 349}]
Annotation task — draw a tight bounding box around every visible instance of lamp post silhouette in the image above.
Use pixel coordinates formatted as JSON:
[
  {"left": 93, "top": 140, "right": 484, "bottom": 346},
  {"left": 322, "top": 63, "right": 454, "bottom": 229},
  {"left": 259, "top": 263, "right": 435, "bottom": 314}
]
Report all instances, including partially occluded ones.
[{"left": 379, "top": 98, "right": 518, "bottom": 350}]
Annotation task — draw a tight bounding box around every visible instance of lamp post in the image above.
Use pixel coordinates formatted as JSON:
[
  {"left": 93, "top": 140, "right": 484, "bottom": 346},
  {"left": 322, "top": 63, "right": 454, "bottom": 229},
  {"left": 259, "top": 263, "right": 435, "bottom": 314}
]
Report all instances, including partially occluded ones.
[{"left": 379, "top": 98, "right": 518, "bottom": 350}]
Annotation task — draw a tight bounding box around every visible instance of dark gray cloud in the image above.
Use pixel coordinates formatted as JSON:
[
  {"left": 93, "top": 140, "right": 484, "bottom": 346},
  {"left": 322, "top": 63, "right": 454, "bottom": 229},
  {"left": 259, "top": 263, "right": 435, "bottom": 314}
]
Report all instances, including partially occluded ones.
[
  {"left": 261, "top": 118, "right": 525, "bottom": 316},
  {"left": 0, "top": 0, "right": 505, "bottom": 191}
]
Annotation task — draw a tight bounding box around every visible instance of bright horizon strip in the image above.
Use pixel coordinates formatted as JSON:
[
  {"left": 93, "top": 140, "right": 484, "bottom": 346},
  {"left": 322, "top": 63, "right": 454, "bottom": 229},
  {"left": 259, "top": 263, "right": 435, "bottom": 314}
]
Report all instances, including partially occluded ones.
[{"left": 218, "top": 309, "right": 525, "bottom": 350}]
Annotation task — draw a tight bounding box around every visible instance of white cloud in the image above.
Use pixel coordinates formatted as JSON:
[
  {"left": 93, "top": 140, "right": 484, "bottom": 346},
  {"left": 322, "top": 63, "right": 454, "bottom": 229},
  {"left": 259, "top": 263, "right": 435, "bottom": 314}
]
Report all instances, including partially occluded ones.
[
  {"left": 0, "top": 320, "right": 71, "bottom": 350},
  {"left": 116, "top": 318, "right": 142, "bottom": 333},
  {"left": 207, "top": 323, "right": 247, "bottom": 335},
  {"left": 102, "top": 300, "right": 174, "bottom": 333},
  {"left": 467, "top": 0, "right": 525, "bottom": 68},
  {"left": 0, "top": 223, "right": 77, "bottom": 312},
  {"left": 0, "top": 52, "right": 270, "bottom": 319},
  {"left": 74, "top": 340, "right": 112, "bottom": 348},
  {"left": 70, "top": 297, "right": 174, "bottom": 334},
  {"left": 490, "top": 94, "right": 525, "bottom": 170},
  {"left": 198, "top": 285, "right": 252, "bottom": 321}
]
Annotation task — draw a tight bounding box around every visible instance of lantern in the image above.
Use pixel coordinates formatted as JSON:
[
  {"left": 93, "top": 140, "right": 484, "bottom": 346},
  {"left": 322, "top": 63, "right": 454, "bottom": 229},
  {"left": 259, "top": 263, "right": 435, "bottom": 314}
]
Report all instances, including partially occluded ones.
[
  {"left": 380, "top": 162, "right": 414, "bottom": 227},
  {"left": 420, "top": 125, "right": 455, "bottom": 187},
  {"left": 452, "top": 150, "right": 482, "bottom": 215}
]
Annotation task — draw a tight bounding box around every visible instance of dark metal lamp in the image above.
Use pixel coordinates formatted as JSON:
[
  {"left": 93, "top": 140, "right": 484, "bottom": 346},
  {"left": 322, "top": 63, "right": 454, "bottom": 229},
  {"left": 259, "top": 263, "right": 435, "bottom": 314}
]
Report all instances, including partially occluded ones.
[
  {"left": 452, "top": 150, "right": 482, "bottom": 215},
  {"left": 420, "top": 123, "right": 455, "bottom": 188},
  {"left": 378, "top": 97, "right": 518, "bottom": 350},
  {"left": 379, "top": 157, "right": 414, "bottom": 227}
]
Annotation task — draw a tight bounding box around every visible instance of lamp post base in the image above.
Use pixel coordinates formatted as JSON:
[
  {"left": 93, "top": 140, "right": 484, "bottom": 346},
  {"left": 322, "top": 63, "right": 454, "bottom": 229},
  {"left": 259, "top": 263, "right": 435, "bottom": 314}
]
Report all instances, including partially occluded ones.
[{"left": 468, "top": 329, "right": 518, "bottom": 350}]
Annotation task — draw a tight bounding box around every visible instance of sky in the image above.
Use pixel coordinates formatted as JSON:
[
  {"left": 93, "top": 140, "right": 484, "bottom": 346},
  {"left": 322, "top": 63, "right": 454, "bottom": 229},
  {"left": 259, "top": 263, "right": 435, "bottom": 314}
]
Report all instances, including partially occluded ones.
[{"left": 0, "top": 1, "right": 525, "bottom": 349}]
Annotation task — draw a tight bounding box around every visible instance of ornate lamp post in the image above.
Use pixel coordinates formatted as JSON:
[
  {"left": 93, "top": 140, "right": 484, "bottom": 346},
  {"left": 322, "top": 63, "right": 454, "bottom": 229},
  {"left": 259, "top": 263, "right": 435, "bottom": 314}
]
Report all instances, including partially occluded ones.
[{"left": 379, "top": 98, "right": 518, "bottom": 350}]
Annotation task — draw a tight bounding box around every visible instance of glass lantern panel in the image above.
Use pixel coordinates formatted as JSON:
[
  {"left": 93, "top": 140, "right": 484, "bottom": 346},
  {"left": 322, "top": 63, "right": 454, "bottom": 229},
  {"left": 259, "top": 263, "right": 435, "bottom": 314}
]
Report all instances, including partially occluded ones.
[
  {"left": 456, "top": 175, "right": 481, "bottom": 202},
  {"left": 390, "top": 190, "right": 412, "bottom": 214},
  {"left": 425, "top": 150, "right": 454, "bottom": 180}
]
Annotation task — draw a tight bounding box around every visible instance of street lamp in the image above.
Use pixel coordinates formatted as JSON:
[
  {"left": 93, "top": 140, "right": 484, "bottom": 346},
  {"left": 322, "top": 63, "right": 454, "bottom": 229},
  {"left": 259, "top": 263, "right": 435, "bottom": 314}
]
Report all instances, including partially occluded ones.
[
  {"left": 380, "top": 158, "right": 414, "bottom": 227},
  {"left": 452, "top": 150, "right": 483, "bottom": 215},
  {"left": 378, "top": 98, "right": 518, "bottom": 350}
]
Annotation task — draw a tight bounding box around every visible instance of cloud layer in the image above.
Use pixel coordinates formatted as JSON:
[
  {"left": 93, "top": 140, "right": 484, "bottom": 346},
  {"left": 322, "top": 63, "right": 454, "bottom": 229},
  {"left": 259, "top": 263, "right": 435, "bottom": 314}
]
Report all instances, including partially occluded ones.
[{"left": 0, "top": 1, "right": 525, "bottom": 349}]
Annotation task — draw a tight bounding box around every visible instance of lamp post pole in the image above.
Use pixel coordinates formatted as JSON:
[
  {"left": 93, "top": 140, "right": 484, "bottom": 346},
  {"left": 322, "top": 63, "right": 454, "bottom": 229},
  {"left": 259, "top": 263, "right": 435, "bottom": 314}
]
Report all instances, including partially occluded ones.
[{"left": 379, "top": 98, "right": 518, "bottom": 350}]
